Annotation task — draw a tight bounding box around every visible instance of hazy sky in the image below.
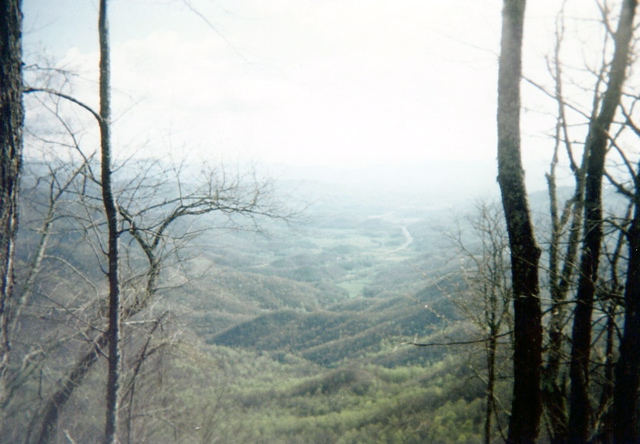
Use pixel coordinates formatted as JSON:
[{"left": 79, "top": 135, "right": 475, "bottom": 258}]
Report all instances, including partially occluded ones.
[{"left": 21, "top": 1, "right": 598, "bottom": 193}]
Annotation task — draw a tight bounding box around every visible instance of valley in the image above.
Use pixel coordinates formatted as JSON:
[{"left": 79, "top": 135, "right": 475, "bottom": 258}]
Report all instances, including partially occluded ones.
[{"left": 6, "top": 169, "right": 505, "bottom": 444}]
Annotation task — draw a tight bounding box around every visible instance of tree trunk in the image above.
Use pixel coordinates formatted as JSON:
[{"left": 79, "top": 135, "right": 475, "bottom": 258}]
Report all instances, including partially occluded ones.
[
  {"left": 98, "top": 1, "right": 121, "bottom": 443},
  {"left": 484, "top": 332, "right": 497, "bottom": 444},
  {"left": 543, "top": 187, "right": 583, "bottom": 443},
  {"left": 567, "top": 1, "right": 637, "bottom": 441},
  {"left": 595, "top": 300, "right": 616, "bottom": 444},
  {"left": 496, "top": 1, "right": 543, "bottom": 442},
  {"left": 30, "top": 335, "right": 108, "bottom": 444},
  {"left": 0, "top": 0, "right": 23, "bottom": 407},
  {"left": 542, "top": 21, "right": 587, "bottom": 439},
  {"left": 30, "top": 254, "right": 160, "bottom": 444},
  {"left": 613, "top": 167, "right": 640, "bottom": 443}
]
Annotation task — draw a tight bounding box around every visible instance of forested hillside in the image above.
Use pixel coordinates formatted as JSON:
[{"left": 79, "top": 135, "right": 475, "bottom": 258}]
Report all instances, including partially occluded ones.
[{"left": 6, "top": 169, "right": 496, "bottom": 443}]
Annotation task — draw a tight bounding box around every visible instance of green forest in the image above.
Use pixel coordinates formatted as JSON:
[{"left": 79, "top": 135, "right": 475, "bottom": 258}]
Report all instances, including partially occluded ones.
[
  {"left": 9, "top": 166, "right": 491, "bottom": 443},
  {"left": 3, "top": 1, "right": 640, "bottom": 443}
]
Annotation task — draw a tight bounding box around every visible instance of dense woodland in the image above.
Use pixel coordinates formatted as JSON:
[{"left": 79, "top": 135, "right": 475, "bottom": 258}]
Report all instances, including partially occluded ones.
[{"left": 3, "top": 0, "right": 640, "bottom": 443}]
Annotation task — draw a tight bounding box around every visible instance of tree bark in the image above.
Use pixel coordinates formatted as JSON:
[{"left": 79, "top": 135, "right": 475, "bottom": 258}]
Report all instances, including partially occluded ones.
[
  {"left": 496, "top": 1, "right": 543, "bottom": 443},
  {"left": 0, "top": 0, "right": 23, "bottom": 407},
  {"left": 567, "top": 1, "right": 637, "bottom": 441}
]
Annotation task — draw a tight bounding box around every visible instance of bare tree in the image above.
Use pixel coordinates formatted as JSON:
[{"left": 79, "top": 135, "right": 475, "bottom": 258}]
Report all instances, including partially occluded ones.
[
  {"left": 15, "top": 12, "right": 295, "bottom": 439},
  {"left": 448, "top": 201, "right": 512, "bottom": 444},
  {"left": 18, "top": 152, "right": 292, "bottom": 444},
  {"left": 567, "top": 1, "right": 637, "bottom": 441},
  {"left": 538, "top": 5, "right": 595, "bottom": 439}
]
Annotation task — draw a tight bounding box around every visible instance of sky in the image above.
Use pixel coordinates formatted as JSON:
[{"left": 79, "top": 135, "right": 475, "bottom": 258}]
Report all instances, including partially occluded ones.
[{"left": 20, "top": 0, "right": 599, "bottom": 195}]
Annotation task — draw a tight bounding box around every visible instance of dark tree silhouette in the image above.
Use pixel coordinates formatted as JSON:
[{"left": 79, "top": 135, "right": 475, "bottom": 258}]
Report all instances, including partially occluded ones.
[
  {"left": 496, "top": 1, "right": 543, "bottom": 442},
  {"left": 567, "top": 1, "right": 637, "bottom": 441}
]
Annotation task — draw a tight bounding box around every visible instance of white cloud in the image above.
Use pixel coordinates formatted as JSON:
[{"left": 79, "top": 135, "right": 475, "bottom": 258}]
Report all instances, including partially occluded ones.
[{"left": 24, "top": 0, "right": 583, "bottom": 191}]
